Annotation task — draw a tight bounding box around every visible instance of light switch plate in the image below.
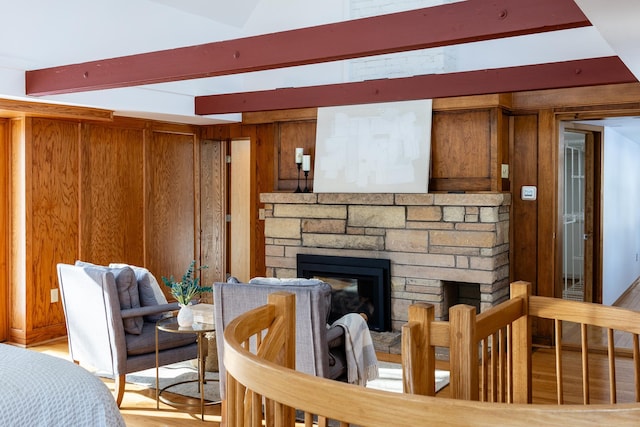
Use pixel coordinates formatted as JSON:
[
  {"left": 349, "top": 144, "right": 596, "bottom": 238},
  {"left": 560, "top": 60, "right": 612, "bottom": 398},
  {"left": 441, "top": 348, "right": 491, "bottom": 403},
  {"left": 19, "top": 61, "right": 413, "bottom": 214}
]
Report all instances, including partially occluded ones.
[
  {"left": 51, "top": 288, "right": 59, "bottom": 303},
  {"left": 501, "top": 164, "right": 509, "bottom": 179},
  {"left": 521, "top": 185, "right": 537, "bottom": 200}
]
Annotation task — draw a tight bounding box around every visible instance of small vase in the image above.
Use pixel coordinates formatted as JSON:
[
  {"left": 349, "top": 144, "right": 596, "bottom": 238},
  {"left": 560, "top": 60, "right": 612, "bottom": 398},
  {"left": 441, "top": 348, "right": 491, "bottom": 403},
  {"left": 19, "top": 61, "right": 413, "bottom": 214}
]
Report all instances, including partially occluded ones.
[{"left": 177, "top": 304, "right": 194, "bottom": 328}]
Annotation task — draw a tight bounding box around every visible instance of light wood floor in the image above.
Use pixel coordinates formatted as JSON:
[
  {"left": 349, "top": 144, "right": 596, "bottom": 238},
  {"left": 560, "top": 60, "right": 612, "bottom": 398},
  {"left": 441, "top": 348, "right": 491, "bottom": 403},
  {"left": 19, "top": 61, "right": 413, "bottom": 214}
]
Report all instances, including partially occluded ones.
[{"left": 27, "top": 284, "right": 640, "bottom": 425}]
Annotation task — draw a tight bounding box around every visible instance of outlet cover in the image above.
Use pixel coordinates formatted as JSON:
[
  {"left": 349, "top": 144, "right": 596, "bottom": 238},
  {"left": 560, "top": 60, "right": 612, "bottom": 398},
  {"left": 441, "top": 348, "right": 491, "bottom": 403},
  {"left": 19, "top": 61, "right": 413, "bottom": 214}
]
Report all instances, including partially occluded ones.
[{"left": 50, "top": 288, "right": 59, "bottom": 303}]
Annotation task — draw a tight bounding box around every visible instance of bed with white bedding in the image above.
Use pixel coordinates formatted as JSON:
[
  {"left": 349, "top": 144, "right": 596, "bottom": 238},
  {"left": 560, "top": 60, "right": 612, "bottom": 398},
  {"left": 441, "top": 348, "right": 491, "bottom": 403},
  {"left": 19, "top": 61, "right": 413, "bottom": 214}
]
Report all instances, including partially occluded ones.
[{"left": 0, "top": 343, "right": 124, "bottom": 427}]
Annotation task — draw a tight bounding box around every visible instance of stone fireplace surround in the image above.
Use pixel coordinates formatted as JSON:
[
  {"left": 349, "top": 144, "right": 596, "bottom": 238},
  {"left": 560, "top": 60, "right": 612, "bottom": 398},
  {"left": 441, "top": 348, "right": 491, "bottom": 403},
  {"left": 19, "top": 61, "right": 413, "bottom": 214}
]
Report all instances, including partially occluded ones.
[{"left": 260, "top": 192, "right": 510, "bottom": 353}]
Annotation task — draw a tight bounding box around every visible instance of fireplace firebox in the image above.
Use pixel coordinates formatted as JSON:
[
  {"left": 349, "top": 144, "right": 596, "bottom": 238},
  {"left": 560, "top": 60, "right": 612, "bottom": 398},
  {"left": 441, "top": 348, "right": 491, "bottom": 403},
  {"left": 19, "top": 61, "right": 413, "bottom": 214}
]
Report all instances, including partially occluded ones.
[{"left": 297, "top": 254, "right": 391, "bottom": 332}]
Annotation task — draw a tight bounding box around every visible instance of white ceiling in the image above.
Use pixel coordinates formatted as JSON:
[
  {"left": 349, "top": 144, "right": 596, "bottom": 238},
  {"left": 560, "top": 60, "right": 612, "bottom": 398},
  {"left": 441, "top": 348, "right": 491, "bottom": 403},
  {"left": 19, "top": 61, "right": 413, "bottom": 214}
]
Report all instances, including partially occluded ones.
[{"left": 1, "top": 0, "right": 640, "bottom": 137}]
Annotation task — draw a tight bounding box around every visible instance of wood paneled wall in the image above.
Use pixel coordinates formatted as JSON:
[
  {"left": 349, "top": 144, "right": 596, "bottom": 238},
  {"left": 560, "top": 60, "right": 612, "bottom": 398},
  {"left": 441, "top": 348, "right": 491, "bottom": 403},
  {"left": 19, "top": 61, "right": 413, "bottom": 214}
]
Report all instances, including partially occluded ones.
[
  {"left": 510, "top": 115, "right": 538, "bottom": 291},
  {"left": 6, "top": 116, "right": 226, "bottom": 345},
  {"left": 145, "top": 130, "right": 199, "bottom": 285},
  {"left": 5, "top": 83, "right": 640, "bottom": 346},
  {"left": 28, "top": 118, "right": 79, "bottom": 339},
  {"left": 241, "top": 101, "right": 510, "bottom": 195},
  {"left": 80, "top": 125, "right": 144, "bottom": 265}
]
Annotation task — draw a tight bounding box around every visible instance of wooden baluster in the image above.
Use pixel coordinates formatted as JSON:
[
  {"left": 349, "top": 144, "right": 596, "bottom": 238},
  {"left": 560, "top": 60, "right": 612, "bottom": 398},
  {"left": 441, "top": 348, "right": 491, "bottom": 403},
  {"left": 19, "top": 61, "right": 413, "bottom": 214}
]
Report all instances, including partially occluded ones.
[
  {"left": 634, "top": 334, "right": 640, "bottom": 402},
  {"left": 581, "top": 323, "right": 590, "bottom": 404},
  {"left": 304, "top": 412, "right": 313, "bottom": 427},
  {"left": 607, "top": 328, "right": 617, "bottom": 404},
  {"left": 481, "top": 337, "right": 489, "bottom": 402},
  {"left": 499, "top": 327, "right": 507, "bottom": 403},
  {"left": 248, "top": 391, "right": 261, "bottom": 427},
  {"left": 555, "top": 319, "right": 564, "bottom": 405},
  {"left": 491, "top": 333, "right": 498, "bottom": 402},
  {"left": 506, "top": 324, "right": 513, "bottom": 403}
]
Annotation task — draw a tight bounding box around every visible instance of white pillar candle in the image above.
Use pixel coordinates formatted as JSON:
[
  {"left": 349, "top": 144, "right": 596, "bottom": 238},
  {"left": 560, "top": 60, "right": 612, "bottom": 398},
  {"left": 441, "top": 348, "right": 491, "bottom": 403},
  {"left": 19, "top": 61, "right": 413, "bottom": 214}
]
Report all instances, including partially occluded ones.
[
  {"left": 295, "top": 147, "right": 304, "bottom": 164},
  {"left": 302, "top": 155, "right": 311, "bottom": 171}
]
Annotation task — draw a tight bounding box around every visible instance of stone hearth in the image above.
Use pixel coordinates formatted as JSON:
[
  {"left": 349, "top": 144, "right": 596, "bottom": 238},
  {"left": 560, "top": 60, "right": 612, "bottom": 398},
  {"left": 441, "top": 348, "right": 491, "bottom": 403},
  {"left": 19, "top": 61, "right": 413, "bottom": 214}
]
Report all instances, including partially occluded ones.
[{"left": 260, "top": 192, "right": 510, "bottom": 337}]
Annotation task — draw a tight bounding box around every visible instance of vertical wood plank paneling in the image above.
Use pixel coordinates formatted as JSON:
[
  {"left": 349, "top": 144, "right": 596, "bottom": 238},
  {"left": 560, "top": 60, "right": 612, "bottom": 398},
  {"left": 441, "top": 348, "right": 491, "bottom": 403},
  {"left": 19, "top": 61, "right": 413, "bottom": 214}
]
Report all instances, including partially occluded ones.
[
  {"left": 200, "top": 139, "right": 227, "bottom": 289},
  {"left": 5, "top": 115, "right": 212, "bottom": 345},
  {"left": 496, "top": 109, "right": 510, "bottom": 192},
  {"left": 79, "top": 124, "right": 144, "bottom": 265},
  {"left": 9, "top": 118, "right": 26, "bottom": 337},
  {"left": 252, "top": 123, "right": 275, "bottom": 278},
  {"left": 534, "top": 110, "right": 558, "bottom": 344},
  {"left": 536, "top": 110, "right": 557, "bottom": 298},
  {"left": 145, "top": 130, "right": 197, "bottom": 287},
  {"left": 511, "top": 115, "right": 538, "bottom": 290},
  {"left": 0, "top": 119, "right": 8, "bottom": 341},
  {"left": 30, "top": 118, "right": 79, "bottom": 331}
]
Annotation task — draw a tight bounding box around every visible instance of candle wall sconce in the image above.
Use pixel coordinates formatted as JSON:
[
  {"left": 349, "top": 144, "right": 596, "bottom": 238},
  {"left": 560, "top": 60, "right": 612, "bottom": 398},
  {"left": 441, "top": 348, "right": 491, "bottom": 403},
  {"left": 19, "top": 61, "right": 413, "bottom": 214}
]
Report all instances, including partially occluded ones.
[
  {"left": 303, "top": 170, "right": 310, "bottom": 192},
  {"left": 302, "top": 154, "right": 311, "bottom": 193}
]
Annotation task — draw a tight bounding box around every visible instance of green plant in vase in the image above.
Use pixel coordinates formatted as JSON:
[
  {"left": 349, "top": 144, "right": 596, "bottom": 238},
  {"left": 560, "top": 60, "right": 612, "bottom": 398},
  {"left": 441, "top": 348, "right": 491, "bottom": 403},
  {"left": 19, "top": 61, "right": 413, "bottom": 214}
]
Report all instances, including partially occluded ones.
[{"left": 162, "top": 260, "right": 211, "bottom": 327}]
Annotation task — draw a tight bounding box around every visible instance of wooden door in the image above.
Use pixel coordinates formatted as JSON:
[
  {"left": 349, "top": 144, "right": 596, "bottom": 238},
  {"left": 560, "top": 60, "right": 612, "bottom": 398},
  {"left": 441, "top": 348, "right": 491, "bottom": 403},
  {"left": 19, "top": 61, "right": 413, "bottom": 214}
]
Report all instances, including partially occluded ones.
[
  {"left": 230, "top": 138, "right": 251, "bottom": 282},
  {"left": 200, "top": 139, "right": 227, "bottom": 291},
  {"left": 558, "top": 124, "right": 602, "bottom": 303}
]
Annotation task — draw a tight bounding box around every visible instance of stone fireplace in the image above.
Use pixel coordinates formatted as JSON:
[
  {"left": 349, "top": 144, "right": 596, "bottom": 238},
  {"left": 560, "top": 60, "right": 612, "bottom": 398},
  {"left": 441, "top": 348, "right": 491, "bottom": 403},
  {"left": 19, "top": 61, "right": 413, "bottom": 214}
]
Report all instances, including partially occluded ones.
[{"left": 260, "top": 192, "right": 510, "bottom": 338}]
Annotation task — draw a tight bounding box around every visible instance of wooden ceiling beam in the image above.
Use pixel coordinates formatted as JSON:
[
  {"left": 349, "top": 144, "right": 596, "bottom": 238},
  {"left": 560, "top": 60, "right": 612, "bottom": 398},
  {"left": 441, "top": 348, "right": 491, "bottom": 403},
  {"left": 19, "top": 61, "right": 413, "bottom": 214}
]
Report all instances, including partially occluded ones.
[
  {"left": 194, "top": 57, "right": 637, "bottom": 114},
  {"left": 25, "top": 0, "right": 589, "bottom": 96}
]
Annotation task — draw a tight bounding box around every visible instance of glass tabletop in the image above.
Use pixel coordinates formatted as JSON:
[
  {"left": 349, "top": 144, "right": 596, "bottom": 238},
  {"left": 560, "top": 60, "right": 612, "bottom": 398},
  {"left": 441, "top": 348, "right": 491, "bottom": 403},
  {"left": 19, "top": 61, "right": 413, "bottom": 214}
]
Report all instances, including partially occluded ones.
[{"left": 156, "top": 317, "right": 215, "bottom": 333}]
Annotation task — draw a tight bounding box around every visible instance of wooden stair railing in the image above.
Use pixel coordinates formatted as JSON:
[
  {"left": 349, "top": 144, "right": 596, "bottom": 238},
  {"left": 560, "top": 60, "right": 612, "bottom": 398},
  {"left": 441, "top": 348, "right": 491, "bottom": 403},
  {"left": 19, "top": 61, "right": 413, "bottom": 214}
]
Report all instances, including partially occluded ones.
[
  {"left": 223, "top": 288, "right": 640, "bottom": 426},
  {"left": 528, "top": 285, "right": 640, "bottom": 404},
  {"left": 402, "top": 280, "right": 531, "bottom": 402},
  {"left": 403, "top": 280, "right": 640, "bottom": 406}
]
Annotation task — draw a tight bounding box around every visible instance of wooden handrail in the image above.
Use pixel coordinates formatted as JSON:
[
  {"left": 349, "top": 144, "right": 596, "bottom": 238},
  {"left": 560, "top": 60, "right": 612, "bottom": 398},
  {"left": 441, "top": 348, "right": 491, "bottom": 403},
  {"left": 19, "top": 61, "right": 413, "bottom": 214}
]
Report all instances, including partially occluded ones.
[
  {"left": 529, "top": 295, "right": 640, "bottom": 334},
  {"left": 404, "top": 280, "right": 640, "bottom": 408},
  {"left": 223, "top": 290, "right": 640, "bottom": 426}
]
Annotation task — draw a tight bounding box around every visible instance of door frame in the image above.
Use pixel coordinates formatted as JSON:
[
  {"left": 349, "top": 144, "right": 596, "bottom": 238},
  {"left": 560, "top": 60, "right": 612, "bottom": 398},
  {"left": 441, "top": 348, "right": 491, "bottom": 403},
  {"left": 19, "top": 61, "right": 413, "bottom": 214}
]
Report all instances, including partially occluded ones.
[
  {"left": 0, "top": 119, "right": 7, "bottom": 342},
  {"left": 556, "top": 121, "right": 603, "bottom": 303}
]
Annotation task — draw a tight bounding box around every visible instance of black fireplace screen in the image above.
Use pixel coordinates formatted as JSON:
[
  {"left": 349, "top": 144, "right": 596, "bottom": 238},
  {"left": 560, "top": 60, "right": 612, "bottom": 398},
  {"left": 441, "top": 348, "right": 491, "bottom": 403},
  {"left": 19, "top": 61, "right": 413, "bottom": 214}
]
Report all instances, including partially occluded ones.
[{"left": 297, "top": 254, "right": 391, "bottom": 332}]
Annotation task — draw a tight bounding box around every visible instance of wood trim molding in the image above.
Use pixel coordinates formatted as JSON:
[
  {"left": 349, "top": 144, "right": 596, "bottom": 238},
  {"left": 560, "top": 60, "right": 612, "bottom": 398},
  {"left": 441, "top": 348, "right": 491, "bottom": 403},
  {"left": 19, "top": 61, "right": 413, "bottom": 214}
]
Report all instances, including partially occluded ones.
[
  {"left": 512, "top": 82, "right": 640, "bottom": 111},
  {"left": 241, "top": 96, "right": 515, "bottom": 124},
  {"left": 0, "top": 98, "right": 112, "bottom": 122},
  {"left": 25, "top": 0, "right": 588, "bottom": 96}
]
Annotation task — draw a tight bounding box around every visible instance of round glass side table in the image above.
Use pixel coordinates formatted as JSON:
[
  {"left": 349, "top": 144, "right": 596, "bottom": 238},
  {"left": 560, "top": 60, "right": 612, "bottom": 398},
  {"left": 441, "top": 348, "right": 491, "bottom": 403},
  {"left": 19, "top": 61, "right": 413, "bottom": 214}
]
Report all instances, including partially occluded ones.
[{"left": 155, "top": 317, "right": 217, "bottom": 421}]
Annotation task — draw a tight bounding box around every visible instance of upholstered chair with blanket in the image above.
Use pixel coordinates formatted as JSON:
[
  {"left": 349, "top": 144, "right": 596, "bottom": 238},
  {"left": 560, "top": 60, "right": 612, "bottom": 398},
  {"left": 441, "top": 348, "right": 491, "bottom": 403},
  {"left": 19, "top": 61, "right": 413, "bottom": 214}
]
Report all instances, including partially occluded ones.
[
  {"left": 57, "top": 262, "right": 199, "bottom": 407},
  {"left": 214, "top": 277, "right": 378, "bottom": 411}
]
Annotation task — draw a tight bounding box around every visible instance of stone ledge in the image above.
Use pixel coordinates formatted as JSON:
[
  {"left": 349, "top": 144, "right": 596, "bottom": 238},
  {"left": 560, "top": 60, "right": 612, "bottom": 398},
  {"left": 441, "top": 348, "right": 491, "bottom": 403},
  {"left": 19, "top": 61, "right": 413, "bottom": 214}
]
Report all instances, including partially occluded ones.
[{"left": 261, "top": 192, "right": 511, "bottom": 207}]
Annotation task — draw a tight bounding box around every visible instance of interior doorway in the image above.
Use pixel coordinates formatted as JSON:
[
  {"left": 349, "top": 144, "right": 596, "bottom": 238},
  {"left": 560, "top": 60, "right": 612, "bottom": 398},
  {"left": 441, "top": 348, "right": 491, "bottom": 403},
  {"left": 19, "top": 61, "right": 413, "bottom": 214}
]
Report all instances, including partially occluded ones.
[
  {"left": 558, "top": 123, "right": 603, "bottom": 303},
  {"left": 229, "top": 138, "right": 251, "bottom": 282}
]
